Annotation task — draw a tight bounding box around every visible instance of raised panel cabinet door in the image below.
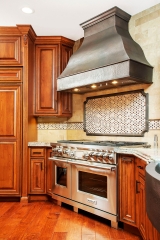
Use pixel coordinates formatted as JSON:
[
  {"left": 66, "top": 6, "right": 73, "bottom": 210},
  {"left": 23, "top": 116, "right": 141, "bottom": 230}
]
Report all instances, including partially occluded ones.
[
  {"left": 30, "top": 159, "right": 46, "bottom": 194},
  {"left": 58, "top": 44, "right": 73, "bottom": 116},
  {"left": 35, "top": 45, "right": 59, "bottom": 115},
  {"left": 0, "top": 36, "right": 21, "bottom": 65},
  {"left": 0, "top": 85, "right": 21, "bottom": 195},
  {"left": 136, "top": 159, "right": 147, "bottom": 240},
  {"left": 46, "top": 148, "right": 52, "bottom": 195},
  {"left": 119, "top": 155, "right": 136, "bottom": 226}
]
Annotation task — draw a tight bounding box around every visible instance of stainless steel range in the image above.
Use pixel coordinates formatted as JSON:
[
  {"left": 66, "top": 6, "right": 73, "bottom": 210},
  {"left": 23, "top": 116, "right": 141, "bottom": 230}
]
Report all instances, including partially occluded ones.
[{"left": 49, "top": 140, "right": 148, "bottom": 229}]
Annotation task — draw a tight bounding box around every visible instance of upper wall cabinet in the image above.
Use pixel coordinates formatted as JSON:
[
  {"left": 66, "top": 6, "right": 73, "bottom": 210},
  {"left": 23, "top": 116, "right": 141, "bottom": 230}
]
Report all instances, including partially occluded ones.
[
  {"left": 0, "top": 35, "right": 21, "bottom": 65},
  {"left": 34, "top": 37, "right": 75, "bottom": 117}
]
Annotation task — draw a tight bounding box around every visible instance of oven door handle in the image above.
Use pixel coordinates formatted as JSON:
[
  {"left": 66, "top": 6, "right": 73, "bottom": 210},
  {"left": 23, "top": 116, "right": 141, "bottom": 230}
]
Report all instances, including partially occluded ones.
[{"left": 71, "top": 162, "right": 116, "bottom": 173}]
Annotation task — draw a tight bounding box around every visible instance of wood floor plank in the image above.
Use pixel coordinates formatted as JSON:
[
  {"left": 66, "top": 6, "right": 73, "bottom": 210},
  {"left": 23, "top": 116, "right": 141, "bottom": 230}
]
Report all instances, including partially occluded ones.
[{"left": 0, "top": 201, "right": 142, "bottom": 240}]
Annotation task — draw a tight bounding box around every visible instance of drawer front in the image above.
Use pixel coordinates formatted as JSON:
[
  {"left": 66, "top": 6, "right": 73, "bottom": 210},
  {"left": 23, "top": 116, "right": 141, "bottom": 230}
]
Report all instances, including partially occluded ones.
[
  {"left": 0, "top": 68, "right": 22, "bottom": 82},
  {"left": 30, "top": 148, "right": 45, "bottom": 157}
]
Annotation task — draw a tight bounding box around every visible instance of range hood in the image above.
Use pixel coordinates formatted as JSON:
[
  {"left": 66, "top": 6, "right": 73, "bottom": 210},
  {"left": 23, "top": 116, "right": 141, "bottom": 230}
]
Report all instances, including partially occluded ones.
[{"left": 58, "top": 6, "right": 153, "bottom": 94}]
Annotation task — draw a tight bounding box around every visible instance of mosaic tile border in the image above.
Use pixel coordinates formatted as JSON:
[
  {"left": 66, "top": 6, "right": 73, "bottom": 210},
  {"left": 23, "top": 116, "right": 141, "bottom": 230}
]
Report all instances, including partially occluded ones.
[
  {"left": 37, "top": 120, "right": 160, "bottom": 130},
  {"left": 37, "top": 122, "right": 84, "bottom": 130},
  {"left": 84, "top": 90, "right": 148, "bottom": 136}
]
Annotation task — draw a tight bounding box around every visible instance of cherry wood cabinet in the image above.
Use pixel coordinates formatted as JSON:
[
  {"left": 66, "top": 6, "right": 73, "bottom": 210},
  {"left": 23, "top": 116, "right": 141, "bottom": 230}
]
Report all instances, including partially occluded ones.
[
  {"left": 46, "top": 148, "right": 53, "bottom": 195},
  {"left": 119, "top": 155, "right": 137, "bottom": 226},
  {"left": 0, "top": 83, "right": 21, "bottom": 196},
  {"left": 28, "top": 147, "right": 52, "bottom": 195},
  {"left": 0, "top": 26, "right": 38, "bottom": 201},
  {"left": 119, "top": 154, "right": 160, "bottom": 239},
  {"left": 135, "top": 159, "right": 147, "bottom": 239},
  {"left": 34, "top": 37, "right": 74, "bottom": 117}
]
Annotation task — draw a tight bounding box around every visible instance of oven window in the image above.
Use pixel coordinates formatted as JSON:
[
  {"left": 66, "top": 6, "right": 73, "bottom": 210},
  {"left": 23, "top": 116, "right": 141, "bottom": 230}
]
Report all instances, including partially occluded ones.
[
  {"left": 79, "top": 171, "right": 107, "bottom": 198},
  {"left": 56, "top": 167, "right": 67, "bottom": 187}
]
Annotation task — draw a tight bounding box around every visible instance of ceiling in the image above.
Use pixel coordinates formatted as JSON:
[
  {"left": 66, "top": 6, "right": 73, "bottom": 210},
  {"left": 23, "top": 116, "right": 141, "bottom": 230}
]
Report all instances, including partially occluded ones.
[{"left": 0, "top": 0, "right": 159, "bottom": 41}]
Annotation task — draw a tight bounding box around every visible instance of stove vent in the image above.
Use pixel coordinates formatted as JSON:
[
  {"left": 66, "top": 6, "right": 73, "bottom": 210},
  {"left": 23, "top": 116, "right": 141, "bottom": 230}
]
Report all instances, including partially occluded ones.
[{"left": 57, "top": 6, "right": 153, "bottom": 93}]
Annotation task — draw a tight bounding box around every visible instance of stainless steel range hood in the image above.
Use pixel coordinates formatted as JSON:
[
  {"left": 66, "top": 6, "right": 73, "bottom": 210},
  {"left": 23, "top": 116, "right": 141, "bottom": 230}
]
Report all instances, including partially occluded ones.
[{"left": 58, "top": 6, "right": 153, "bottom": 94}]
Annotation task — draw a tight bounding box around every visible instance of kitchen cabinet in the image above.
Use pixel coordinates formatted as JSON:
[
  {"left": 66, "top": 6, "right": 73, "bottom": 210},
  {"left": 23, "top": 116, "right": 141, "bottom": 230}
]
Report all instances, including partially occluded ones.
[
  {"left": 135, "top": 159, "right": 147, "bottom": 239},
  {"left": 34, "top": 37, "right": 74, "bottom": 117},
  {"left": 119, "top": 155, "right": 137, "bottom": 226},
  {"left": 46, "top": 148, "right": 53, "bottom": 195},
  {"left": 28, "top": 147, "right": 46, "bottom": 194},
  {"left": 0, "top": 26, "right": 38, "bottom": 201},
  {"left": 119, "top": 154, "right": 160, "bottom": 239},
  {"left": 0, "top": 81, "right": 21, "bottom": 196},
  {"left": 28, "top": 146, "right": 52, "bottom": 195}
]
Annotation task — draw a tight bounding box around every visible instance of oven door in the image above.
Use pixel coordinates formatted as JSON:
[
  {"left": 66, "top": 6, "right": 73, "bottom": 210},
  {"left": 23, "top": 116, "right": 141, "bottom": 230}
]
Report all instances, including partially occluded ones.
[
  {"left": 52, "top": 159, "right": 71, "bottom": 199},
  {"left": 71, "top": 163, "right": 117, "bottom": 215}
]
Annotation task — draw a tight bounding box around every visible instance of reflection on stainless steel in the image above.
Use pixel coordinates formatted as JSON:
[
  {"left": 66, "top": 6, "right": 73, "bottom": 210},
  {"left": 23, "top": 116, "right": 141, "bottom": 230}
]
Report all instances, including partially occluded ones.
[{"left": 49, "top": 140, "right": 148, "bottom": 229}]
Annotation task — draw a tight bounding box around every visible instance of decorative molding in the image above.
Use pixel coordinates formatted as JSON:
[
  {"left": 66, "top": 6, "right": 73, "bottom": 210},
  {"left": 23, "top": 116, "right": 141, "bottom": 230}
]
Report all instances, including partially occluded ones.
[
  {"left": 23, "top": 34, "right": 28, "bottom": 45},
  {"left": 37, "top": 120, "right": 160, "bottom": 131},
  {"left": 37, "top": 122, "right": 84, "bottom": 130},
  {"left": 84, "top": 90, "right": 148, "bottom": 136}
]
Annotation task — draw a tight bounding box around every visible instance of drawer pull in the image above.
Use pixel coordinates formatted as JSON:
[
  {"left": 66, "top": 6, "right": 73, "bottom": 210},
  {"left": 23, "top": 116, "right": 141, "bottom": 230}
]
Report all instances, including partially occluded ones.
[
  {"left": 122, "top": 157, "right": 133, "bottom": 162},
  {"left": 137, "top": 165, "right": 143, "bottom": 169},
  {"left": 33, "top": 152, "right": 42, "bottom": 154},
  {"left": 136, "top": 180, "right": 140, "bottom": 193}
]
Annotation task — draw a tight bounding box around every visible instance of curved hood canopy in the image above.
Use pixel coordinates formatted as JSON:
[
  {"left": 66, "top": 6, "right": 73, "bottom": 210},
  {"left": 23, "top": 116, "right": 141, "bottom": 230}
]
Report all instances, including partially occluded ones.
[{"left": 58, "top": 6, "right": 153, "bottom": 94}]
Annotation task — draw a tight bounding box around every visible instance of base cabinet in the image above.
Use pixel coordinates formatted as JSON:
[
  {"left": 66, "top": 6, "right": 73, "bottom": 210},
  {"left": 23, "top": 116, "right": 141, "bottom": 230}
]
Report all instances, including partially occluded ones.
[
  {"left": 119, "top": 154, "right": 160, "bottom": 240},
  {"left": 28, "top": 147, "right": 52, "bottom": 195}
]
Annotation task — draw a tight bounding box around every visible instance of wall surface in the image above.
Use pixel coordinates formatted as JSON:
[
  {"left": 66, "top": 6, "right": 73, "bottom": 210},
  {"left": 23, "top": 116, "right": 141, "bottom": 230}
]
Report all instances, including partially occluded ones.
[{"left": 38, "top": 3, "right": 160, "bottom": 147}]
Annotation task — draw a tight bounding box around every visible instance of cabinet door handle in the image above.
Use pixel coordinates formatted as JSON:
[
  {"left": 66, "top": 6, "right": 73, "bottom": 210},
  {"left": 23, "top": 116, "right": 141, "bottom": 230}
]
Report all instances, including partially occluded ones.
[
  {"left": 136, "top": 180, "right": 140, "bottom": 193},
  {"left": 137, "top": 165, "right": 143, "bottom": 169},
  {"left": 122, "top": 157, "right": 132, "bottom": 162}
]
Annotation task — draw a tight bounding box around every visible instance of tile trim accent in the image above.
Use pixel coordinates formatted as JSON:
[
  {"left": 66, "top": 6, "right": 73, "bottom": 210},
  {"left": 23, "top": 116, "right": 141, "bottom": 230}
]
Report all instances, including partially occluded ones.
[
  {"left": 37, "top": 122, "right": 84, "bottom": 130},
  {"left": 37, "top": 120, "right": 160, "bottom": 130}
]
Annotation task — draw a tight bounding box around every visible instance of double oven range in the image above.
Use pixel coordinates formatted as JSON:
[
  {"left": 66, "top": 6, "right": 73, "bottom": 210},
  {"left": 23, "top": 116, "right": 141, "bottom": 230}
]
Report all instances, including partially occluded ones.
[{"left": 49, "top": 140, "right": 148, "bottom": 228}]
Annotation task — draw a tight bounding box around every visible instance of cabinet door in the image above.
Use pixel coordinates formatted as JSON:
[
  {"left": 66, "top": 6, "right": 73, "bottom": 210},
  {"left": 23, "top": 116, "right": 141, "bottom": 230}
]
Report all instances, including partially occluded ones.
[
  {"left": 35, "top": 45, "right": 59, "bottom": 115},
  {"left": 58, "top": 45, "right": 73, "bottom": 116},
  {"left": 0, "top": 36, "right": 21, "bottom": 65},
  {"left": 30, "top": 159, "right": 46, "bottom": 194},
  {"left": 0, "top": 85, "right": 21, "bottom": 195},
  {"left": 119, "top": 155, "right": 136, "bottom": 226},
  {"left": 136, "top": 160, "right": 147, "bottom": 239},
  {"left": 46, "top": 148, "right": 53, "bottom": 195}
]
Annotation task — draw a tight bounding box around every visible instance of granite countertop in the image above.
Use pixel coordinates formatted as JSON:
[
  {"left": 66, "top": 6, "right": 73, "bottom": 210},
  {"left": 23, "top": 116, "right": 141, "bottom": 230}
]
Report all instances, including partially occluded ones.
[
  {"left": 28, "top": 142, "right": 51, "bottom": 147},
  {"left": 117, "top": 147, "right": 160, "bottom": 163},
  {"left": 28, "top": 142, "right": 160, "bottom": 163}
]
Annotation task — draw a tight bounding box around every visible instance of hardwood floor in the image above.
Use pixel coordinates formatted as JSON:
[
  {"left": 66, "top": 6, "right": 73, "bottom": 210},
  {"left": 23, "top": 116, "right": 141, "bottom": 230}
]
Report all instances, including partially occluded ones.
[{"left": 0, "top": 201, "right": 142, "bottom": 240}]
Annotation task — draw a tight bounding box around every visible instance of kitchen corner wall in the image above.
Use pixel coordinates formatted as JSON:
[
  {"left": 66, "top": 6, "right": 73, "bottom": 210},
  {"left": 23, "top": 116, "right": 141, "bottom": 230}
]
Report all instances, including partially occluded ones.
[{"left": 37, "top": 3, "right": 160, "bottom": 147}]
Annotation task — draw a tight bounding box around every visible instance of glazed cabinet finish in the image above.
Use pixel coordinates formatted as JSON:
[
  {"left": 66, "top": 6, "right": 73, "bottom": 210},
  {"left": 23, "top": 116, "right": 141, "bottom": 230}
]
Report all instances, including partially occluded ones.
[
  {"left": 0, "top": 25, "right": 38, "bottom": 201},
  {"left": 35, "top": 45, "right": 58, "bottom": 115},
  {"left": 28, "top": 147, "right": 52, "bottom": 195},
  {"left": 46, "top": 148, "right": 53, "bottom": 195},
  {"left": 34, "top": 38, "right": 74, "bottom": 117},
  {"left": 0, "top": 36, "right": 21, "bottom": 65},
  {"left": 136, "top": 159, "right": 147, "bottom": 239},
  {"left": 0, "top": 78, "right": 21, "bottom": 195},
  {"left": 119, "top": 155, "right": 136, "bottom": 226},
  {"left": 119, "top": 155, "right": 160, "bottom": 240}
]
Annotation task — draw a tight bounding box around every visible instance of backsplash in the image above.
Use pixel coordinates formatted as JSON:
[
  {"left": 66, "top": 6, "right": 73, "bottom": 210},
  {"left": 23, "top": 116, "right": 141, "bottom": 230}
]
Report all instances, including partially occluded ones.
[
  {"left": 84, "top": 90, "right": 148, "bottom": 136},
  {"left": 37, "top": 120, "right": 160, "bottom": 130}
]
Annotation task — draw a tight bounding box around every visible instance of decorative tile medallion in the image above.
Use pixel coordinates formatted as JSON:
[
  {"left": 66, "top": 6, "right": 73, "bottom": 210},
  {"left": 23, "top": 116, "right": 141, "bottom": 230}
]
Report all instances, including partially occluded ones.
[{"left": 84, "top": 90, "right": 148, "bottom": 136}]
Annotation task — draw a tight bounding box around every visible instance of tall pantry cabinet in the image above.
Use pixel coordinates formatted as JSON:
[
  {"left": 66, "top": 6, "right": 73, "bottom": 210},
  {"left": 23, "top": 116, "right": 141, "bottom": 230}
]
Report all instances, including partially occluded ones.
[{"left": 0, "top": 25, "right": 37, "bottom": 201}]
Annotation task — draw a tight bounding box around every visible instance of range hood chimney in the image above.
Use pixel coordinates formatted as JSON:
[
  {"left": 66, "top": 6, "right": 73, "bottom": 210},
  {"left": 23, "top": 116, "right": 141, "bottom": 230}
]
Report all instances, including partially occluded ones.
[{"left": 58, "top": 6, "right": 153, "bottom": 94}]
